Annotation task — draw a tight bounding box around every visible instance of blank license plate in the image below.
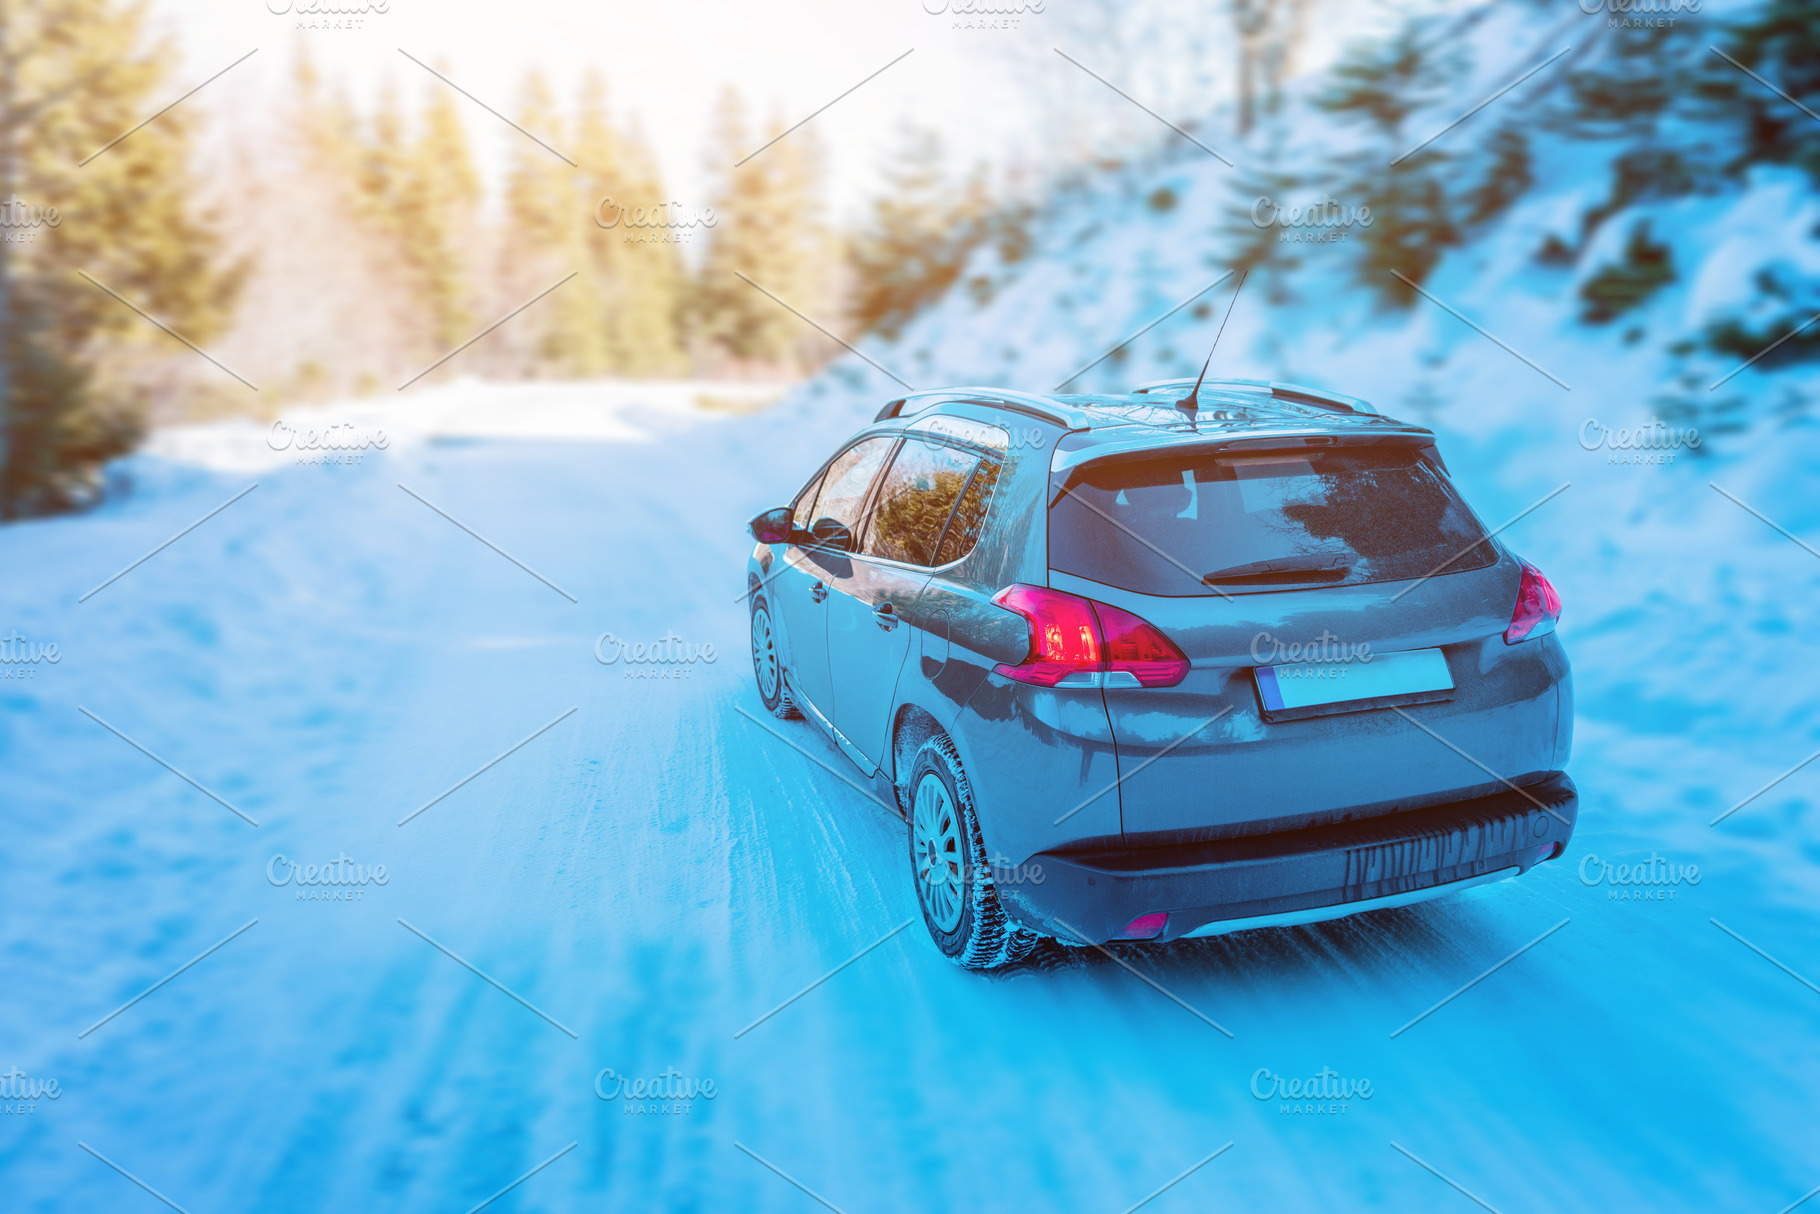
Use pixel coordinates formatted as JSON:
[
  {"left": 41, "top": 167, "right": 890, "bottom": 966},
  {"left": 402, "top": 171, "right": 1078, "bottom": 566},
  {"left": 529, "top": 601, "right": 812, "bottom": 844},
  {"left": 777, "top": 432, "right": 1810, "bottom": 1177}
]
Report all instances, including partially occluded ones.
[{"left": 1254, "top": 647, "right": 1454, "bottom": 716}]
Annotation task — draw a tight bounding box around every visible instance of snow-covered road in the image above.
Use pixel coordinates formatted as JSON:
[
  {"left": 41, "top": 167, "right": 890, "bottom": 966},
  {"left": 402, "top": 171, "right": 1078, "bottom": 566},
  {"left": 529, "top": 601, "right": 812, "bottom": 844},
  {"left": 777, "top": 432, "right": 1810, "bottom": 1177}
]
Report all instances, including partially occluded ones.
[{"left": 3, "top": 380, "right": 1817, "bottom": 1213}]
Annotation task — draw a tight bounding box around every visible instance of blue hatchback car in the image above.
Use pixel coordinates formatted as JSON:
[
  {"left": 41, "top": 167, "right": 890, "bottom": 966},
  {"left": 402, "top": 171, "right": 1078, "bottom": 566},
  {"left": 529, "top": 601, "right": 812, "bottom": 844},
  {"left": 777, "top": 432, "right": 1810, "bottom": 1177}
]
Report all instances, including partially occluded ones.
[{"left": 746, "top": 380, "right": 1574, "bottom": 969}]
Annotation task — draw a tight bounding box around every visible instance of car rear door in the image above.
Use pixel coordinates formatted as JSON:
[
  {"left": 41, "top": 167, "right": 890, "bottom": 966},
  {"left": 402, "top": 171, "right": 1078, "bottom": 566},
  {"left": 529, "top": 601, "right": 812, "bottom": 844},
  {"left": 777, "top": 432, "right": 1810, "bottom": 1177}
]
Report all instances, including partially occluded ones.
[
  {"left": 1046, "top": 441, "right": 1568, "bottom": 842},
  {"left": 827, "top": 435, "right": 988, "bottom": 771}
]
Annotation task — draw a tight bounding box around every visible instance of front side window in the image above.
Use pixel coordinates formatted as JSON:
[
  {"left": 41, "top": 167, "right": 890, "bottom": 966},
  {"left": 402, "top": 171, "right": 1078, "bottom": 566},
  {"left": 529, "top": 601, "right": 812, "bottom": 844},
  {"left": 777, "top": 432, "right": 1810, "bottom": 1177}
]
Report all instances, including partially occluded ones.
[
  {"left": 791, "top": 472, "right": 824, "bottom": 533},
  {"left": 805, "top": 436, "right": 895, "bottom": 550},
  {"left": 864, "top": 441, "right": 980, "bottom": 567}
]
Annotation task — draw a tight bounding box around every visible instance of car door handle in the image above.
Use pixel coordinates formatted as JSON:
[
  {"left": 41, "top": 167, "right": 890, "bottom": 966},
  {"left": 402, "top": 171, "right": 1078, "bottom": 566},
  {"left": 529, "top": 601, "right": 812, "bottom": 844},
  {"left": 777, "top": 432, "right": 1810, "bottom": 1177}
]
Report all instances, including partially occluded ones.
[
  {"left": 810, "top": 581, "right": 828, "bottom": 603},
  {"left": 873, "top": 602, "right": 899, "bottom": 631}
]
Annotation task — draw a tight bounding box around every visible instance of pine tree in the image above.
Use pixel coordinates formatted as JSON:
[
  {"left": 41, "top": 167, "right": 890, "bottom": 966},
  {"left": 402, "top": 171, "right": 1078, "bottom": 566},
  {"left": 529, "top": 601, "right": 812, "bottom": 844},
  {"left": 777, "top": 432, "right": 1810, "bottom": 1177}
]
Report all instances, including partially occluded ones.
[
  {"left": 401, "top": 79, "right": 481, "bottom": 352},
  {"left": 575, "top": 74, "right": 684, "bottom": 376},
  {"left": 0, "top": 0, "right": 241, "bottom": 514},
  {"left": 499, "top": 70, "right": 600, "bottom": 377},
  {"left": 694, "top": 88, "right": 836, "bottom": 373},
  {"left": 847, "top": 123, "right": 989, "bottom": 340}
]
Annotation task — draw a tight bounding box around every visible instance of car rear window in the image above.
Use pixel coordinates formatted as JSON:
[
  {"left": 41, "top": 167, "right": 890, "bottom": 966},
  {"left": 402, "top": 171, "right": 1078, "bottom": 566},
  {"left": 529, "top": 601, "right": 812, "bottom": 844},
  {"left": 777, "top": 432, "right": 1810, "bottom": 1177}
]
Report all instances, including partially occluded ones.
[{"left": 1049, "top": 446, "right": 1493, "bottom": 596}]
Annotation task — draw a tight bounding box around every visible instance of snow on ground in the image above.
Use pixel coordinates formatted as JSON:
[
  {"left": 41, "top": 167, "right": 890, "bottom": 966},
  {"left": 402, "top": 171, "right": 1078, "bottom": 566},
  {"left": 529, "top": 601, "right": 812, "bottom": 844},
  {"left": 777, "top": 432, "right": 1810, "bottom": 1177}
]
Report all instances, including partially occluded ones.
[{"left": 0, "top": 353, "right": 1814, "bottom": 1212}]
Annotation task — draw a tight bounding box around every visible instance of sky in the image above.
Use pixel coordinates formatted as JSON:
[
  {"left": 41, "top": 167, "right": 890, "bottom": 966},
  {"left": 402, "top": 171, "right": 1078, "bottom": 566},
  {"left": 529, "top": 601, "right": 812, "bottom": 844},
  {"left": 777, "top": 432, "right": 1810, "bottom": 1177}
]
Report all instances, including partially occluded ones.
[
  {"left": 144, "top": 0, "right": 1408, "bottom": 220},
  {"left": 147, "top": 0, "right": 1043, "bottom": 218}
]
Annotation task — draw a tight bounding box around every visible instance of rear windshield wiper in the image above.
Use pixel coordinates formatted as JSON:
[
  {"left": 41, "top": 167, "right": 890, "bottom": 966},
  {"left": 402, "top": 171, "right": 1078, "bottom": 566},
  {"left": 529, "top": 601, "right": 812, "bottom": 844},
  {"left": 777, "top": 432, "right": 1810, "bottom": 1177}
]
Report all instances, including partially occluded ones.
[{"left": 1202, "top": 554, "right": 1352, "bottom": 583}]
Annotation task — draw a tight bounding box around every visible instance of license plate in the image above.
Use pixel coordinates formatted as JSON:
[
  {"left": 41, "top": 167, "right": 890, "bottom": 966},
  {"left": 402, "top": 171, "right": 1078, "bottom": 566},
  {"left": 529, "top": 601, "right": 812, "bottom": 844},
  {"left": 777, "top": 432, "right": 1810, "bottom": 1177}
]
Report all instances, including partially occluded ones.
[{"left": 1254, "top": 647, "right": 1453, "bottom": 718}]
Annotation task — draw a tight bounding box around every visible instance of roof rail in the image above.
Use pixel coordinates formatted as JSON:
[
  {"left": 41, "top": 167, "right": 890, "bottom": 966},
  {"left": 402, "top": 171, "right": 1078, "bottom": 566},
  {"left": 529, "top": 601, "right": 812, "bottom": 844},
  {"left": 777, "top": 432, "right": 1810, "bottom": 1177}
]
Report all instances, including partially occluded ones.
[
  {"left": 876, "top": 387, "right": 1093, "bottom": 430},
  {"left": 1130, "top": 378, "right": 1377, "bottom": 416}
]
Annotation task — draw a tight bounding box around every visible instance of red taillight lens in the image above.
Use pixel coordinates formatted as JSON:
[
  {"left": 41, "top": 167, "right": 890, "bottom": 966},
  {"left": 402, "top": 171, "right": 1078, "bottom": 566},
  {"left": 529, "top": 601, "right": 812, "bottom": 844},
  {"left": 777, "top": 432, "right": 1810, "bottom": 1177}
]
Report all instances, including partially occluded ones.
[
  {"left": 990, "top": 584, "right": 1100, "bottom": 686},
  {"left": 990, "top": 584, "right": 1188, "bottom": 688},
  {"left": 1118, "top": 912, "right": 1168, "bottom": 940},
  {"left": 1504, "top": 560, "right": 1562, "bottom": 645},
  {"left": 1092, "top": 601, "right": 1191, "bottom": 687}
]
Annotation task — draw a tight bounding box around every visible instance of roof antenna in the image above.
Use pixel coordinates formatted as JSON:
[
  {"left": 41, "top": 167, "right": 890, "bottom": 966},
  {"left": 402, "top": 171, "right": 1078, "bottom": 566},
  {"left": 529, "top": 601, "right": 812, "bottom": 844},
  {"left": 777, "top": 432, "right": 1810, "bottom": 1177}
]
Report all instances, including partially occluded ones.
[{"left": 1180, "top": 269, "right": 1248, "bottom": 417}]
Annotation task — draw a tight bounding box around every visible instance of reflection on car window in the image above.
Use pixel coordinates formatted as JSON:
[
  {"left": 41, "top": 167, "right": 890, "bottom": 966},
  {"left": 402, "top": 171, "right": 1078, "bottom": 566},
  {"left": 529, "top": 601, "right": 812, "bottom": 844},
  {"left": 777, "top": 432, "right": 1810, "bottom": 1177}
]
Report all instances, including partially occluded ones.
[
  {"left": 865, "top": 441, "right": 979, "bottom": 566},
  {"left": 808, "top": 437, "right": 895, "bottom": 548},
  {"left": 792, "top": 473, "right": 824, "bottom": 533},
  {"left": 1050, "top": 447, "right": 1493, "bottom": 596},
  {"left": 933, "top": 459, "right": 1000, "bottom": 566}
]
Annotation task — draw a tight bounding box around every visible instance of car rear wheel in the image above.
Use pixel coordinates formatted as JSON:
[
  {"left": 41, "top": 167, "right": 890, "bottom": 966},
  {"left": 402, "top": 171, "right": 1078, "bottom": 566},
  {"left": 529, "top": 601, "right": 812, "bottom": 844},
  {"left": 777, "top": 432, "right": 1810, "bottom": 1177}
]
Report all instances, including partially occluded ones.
[
  {"left": 906, "top": 734, "right": 1040, "bottom": 970},
  {"left": 750, "top": 596, "right": 799, "bottom": 719}
]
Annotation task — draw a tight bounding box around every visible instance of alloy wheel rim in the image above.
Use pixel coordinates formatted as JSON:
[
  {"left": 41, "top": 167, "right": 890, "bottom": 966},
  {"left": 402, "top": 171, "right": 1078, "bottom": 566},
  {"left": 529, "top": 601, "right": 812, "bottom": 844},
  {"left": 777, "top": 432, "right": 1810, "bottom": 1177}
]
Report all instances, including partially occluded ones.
[
  {"left": 752, "top": 608, "right": 779, "bottom": 700},
  {"left": 912, "top": 774, "right": 964, "bottom": 933}
]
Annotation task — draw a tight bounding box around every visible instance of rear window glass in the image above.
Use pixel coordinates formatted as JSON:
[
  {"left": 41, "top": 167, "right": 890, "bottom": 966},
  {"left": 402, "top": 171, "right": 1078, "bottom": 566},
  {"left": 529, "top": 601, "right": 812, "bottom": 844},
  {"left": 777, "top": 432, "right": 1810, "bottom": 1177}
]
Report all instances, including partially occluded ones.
[
  {"left": 1049, "top": 447, "right": 1492, "bottom": 596},
  {"left": 933, "top": 459, "right": 1000, "bottom": 566},
  {"left": 865, "top": 441, "right": 980, "bottom": 567}
]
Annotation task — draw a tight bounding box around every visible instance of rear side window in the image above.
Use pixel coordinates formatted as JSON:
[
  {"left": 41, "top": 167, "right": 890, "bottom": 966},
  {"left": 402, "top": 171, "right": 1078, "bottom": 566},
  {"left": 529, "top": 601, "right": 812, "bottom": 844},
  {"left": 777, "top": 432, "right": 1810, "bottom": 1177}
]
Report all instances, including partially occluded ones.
[
  {"left": 932, "top": 459, "right": 1001, "bottom": 566},
  {"left": 1050, "top": 447, "right": 1492, "bottom": 596},
  {"left": 805, "top": 437, "right": 895, "bottom": 546},
  {"left": 865, "top": 441, "right": 980, "bottom": 566}
]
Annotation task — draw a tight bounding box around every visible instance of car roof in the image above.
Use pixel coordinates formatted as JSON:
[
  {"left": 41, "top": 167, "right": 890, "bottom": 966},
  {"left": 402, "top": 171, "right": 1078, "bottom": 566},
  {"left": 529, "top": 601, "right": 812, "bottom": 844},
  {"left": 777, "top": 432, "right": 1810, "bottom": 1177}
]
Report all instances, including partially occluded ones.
[{"left": 877, "top": 380, "right": 1435, "bottom": 460}]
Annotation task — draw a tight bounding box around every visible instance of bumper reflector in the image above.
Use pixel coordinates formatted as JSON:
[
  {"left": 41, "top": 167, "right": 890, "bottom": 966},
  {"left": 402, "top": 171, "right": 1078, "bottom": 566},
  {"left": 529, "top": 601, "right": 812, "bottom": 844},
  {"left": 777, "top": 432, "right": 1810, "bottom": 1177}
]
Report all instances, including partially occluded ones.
[
  {"left": 1538, "top": 841, "right": 1563, "bottom": 862},
  {"left": 1118, "top": 912, "right": 1168, "bottom": 940}
]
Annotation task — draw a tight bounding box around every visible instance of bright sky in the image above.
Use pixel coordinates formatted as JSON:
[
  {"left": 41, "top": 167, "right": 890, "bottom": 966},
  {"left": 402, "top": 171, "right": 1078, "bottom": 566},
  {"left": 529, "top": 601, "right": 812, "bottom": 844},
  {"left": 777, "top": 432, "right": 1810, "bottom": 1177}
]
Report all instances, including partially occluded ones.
[
  {"left": 145, "top": 0, "right": 1406, "bottom": 221},
  {"left": 145, "top": 0, "right": 1064, "bottom": 219}
]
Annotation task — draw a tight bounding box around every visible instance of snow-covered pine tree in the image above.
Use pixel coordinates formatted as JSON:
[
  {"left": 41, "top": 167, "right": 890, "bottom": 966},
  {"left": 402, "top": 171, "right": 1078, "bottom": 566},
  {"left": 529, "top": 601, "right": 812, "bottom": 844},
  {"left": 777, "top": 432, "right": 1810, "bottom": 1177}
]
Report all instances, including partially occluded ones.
[{"left": 0, "top": 0, "right": 242, "bottom": 515}]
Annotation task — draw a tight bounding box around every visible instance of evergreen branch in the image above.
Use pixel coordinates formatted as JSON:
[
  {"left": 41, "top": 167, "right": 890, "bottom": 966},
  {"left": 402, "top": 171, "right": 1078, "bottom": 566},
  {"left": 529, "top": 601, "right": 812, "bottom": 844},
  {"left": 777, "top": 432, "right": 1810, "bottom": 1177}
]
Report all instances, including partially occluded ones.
[
  {"left": 1391, "top": 45, "right": 1571, "bottom": 166},
  {"left": 398, "top": 272, "right": 578, "bottom": 390},
  {"left": 79, "top": 48, "right": 258, "bottom": 166},
  {"left": 397, "top": 49, "right": 577, "bottom": 167},
  {"left": 1709, "top": 46, "right": 1820, "bottom": 126},
  {"left": 733, "top": 271, "right": 915, "bottom": 390},
  {"left": 76, "top": 270, "right": 258, "bottom": 389}
]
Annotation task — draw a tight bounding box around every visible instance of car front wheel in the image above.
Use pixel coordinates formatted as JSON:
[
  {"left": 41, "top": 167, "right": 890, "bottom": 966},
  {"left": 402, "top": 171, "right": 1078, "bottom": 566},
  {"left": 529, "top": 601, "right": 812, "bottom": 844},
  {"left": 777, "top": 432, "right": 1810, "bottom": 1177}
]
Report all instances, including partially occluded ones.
[
  {"left": 906, "top": 734, "right": 1040, "bottom": 970},
  {"left": 750, "top": 596, "right": 799, "bottom": 719}
]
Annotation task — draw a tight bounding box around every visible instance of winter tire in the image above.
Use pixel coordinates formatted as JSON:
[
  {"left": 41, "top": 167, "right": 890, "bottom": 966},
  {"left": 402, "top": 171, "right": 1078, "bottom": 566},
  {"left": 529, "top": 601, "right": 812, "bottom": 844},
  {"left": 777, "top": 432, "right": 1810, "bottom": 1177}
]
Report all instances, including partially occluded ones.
[
  {"left": 750, "top": 596, "right": 799, "bottom": 719},
  {"left": 906, "top": 734, "right": 1040, "bottom": 970}
]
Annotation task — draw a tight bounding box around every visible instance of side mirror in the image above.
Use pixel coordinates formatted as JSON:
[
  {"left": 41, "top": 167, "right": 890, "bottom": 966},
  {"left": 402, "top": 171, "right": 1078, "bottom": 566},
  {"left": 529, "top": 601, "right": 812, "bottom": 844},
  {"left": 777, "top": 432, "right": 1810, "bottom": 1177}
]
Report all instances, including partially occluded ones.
[{"left": 748, "top": 507, "right": 794, "bottom": 545}]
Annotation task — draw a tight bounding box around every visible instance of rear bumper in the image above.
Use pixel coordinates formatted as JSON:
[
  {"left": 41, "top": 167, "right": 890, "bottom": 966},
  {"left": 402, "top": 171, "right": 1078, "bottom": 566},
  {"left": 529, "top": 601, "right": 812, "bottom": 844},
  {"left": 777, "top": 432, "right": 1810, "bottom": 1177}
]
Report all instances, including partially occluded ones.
[{"left": 1001, "top": 772, "right": 1577, "bottom": 944}]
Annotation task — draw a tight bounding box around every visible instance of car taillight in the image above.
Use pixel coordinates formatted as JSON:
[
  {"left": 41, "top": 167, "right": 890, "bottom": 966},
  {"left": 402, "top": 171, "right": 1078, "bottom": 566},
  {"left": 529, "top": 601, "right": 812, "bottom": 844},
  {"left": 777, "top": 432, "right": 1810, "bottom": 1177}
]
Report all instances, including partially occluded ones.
[
  {"left": 1503, "top": 560, "right": 1562, "bottom": 645},
  {"left": 990, "top": 584, "right": 1188, "bottom": 688}
]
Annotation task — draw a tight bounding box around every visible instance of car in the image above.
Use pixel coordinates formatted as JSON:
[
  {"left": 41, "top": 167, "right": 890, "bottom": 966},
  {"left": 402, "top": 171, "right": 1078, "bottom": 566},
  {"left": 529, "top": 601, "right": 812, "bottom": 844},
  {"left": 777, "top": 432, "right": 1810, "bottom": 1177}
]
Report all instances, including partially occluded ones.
[{"left": 744, "top": 378, "right": 1575, "bottom": 969}]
